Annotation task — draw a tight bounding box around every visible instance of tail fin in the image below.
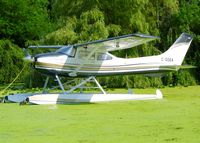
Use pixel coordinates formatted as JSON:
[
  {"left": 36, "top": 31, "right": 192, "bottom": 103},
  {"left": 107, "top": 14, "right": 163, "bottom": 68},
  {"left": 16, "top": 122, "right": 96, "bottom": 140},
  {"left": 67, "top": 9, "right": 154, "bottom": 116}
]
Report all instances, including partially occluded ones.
[{"left": 161, "top": 33, "right": 193, "bottom": 65}]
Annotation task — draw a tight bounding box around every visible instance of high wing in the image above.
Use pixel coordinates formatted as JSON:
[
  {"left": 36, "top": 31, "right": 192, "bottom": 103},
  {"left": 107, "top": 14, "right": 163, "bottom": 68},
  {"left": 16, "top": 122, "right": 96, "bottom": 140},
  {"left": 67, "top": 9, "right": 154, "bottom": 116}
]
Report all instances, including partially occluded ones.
[
  {"left": 74, "top": 33, "right": 159, "bottom": 51},
  {"left": 28, "top": 33, "right": 159, "bottom": 52}
]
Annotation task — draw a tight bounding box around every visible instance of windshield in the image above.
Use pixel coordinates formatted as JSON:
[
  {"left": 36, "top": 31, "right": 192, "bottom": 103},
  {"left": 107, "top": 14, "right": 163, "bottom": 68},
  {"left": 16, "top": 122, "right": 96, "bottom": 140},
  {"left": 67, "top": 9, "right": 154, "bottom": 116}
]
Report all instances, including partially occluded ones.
[{"left": 56, "top": 46, "right": 76, "bottom": 57}]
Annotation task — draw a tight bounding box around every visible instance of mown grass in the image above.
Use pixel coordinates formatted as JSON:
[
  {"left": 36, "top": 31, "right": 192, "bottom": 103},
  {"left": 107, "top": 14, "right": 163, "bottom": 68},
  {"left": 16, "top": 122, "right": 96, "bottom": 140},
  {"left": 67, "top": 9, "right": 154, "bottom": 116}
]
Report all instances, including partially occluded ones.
[{"left": 0, "top": 86, "right": 200, "bottom": 143}]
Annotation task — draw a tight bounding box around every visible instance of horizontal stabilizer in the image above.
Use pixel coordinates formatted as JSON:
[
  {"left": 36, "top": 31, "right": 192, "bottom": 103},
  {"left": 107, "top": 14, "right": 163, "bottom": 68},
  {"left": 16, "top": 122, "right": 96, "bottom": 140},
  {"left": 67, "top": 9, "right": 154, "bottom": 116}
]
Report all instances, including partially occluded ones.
[{"left": 178, "top": 65, "right": 197, "bottom": 69}]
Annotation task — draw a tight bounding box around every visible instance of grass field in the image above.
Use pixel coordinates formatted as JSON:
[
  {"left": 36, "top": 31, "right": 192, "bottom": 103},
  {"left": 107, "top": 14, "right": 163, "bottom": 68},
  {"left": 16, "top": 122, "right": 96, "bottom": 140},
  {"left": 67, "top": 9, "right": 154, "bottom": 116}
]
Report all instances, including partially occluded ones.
[{"left": 0, "top": 86, "right": 200, "bottom": 143}]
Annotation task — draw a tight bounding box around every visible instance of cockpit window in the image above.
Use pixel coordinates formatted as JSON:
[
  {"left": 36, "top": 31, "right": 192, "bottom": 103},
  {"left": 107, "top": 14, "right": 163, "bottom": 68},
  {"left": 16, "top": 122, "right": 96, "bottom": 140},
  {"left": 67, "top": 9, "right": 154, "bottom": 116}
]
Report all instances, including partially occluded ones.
[
  {"left": 97, "top": 53, "right": 112, "bottom": 60},
  {"left": 56, "top": 46, "right": 76, "bottom": 57}
]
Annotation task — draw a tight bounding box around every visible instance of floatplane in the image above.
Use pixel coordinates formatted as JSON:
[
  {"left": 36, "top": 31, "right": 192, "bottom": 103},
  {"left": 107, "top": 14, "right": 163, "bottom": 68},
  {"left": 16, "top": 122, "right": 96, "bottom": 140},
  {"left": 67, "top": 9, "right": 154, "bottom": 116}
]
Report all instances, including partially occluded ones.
[{"left": 5, "top": 33, "right": 193, "bottom": 104}]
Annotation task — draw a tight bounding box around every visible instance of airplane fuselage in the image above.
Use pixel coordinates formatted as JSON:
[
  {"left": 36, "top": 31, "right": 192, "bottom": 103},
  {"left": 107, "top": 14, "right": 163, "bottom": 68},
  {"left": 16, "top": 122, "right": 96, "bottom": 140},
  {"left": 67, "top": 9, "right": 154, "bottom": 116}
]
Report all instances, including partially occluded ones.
[
  {"left": 32, "top": 33, "right": 192, "bottom": 77},
  {"left": 33, "top": 52, "right": 176, "bottom": 77}
]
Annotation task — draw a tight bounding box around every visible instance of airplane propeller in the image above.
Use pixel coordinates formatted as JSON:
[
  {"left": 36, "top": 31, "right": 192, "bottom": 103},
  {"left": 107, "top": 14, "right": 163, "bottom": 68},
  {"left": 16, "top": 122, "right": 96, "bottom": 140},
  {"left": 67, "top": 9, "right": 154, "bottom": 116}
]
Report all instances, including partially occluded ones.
[{"left": 23, "top": 48, "right": 34, "bottom": 62}]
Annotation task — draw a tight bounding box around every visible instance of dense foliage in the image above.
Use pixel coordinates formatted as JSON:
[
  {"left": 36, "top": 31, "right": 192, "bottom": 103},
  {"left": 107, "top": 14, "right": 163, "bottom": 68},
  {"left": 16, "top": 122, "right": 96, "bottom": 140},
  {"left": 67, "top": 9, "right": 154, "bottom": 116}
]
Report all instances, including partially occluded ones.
[
  {"left": 0, "top": 40, "right": 24, "bottom": 83},
  {"left": 0, "top": 0, "right": 199, "bottom": 88}
]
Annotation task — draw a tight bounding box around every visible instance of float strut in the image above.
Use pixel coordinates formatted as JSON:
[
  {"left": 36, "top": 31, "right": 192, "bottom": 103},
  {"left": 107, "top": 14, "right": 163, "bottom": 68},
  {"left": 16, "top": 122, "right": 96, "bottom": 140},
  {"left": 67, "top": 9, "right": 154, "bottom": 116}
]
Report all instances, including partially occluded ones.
[
  {"left": 55, "top": 75, "right": 66, "bottom": 94},
  {"left": 42, "top": 76, "right": 49, "bottom": 93}
]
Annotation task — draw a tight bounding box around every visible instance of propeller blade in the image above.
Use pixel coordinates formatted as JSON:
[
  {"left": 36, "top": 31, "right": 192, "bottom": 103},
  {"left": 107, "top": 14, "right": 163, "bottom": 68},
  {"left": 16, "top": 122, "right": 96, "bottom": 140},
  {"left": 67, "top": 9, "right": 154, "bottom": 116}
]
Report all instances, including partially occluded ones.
[{"left": 23, "top": 48, "right": 34, "bottom": 62}]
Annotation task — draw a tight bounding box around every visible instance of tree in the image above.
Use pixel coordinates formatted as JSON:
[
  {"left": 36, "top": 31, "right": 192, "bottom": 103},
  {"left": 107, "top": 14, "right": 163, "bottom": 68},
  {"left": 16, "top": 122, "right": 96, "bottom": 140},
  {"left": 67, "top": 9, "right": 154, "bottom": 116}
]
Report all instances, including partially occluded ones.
[
  {"left": 0, "top": 0, "right": 52, "bottom": 47},
  {"left": 44, "top": 8, "right": 109, "bottom": 45},
  {"left": 0, "top": 40, "right": 24, "bottom": 83},
  {"left": 1, "top": 0, "right": 199, "bottom": 87}
]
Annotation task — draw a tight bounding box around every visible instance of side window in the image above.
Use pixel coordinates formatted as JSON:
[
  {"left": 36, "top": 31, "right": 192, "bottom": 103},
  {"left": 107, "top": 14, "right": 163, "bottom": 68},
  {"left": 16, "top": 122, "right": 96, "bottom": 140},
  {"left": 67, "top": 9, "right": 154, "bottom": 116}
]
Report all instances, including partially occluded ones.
[
  {"left": 97, "top": 53, "right": 112, "bottom": 60},
  {"left": 78, "top": 51, "right": 95, "bottom": 60}
]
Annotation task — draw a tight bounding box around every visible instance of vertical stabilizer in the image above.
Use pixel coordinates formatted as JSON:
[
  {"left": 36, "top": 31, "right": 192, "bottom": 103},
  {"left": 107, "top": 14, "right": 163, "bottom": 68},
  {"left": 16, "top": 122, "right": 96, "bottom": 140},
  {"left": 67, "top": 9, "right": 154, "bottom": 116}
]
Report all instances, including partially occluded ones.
[{"left": 161, "top": 33, "right": 193, "bottom": 65}]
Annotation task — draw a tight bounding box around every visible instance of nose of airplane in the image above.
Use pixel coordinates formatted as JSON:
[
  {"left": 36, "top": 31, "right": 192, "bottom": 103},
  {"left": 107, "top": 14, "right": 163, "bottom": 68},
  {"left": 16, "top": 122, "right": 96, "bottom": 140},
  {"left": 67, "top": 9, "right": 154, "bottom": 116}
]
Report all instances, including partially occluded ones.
[
  {"left": 33, "top": 53, "right": 46, "bottom": 64},
  {"left": 32, "top": 53, "right": 45, "bottom": 69},
  {"left": 33, "top": 52, "right": 65, "bottom": 66},
  {"left": 32, "top": 56, "right": 37, "bottom": 68}
]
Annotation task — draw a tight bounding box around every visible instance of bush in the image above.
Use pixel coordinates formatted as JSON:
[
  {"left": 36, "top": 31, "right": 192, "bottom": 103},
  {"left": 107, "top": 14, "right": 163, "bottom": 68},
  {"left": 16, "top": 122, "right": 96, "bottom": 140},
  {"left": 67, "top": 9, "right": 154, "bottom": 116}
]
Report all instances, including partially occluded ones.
[{"left": 0, "top": 40, "right": 24, "bottom": 83}]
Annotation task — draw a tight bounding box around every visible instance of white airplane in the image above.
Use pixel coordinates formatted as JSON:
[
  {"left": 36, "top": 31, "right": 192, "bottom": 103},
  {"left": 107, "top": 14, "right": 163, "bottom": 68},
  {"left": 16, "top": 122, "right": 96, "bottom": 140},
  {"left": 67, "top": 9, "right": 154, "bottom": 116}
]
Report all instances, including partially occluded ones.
[{"left": 5, "top": 33, "right": 193, "bottom": 104}]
